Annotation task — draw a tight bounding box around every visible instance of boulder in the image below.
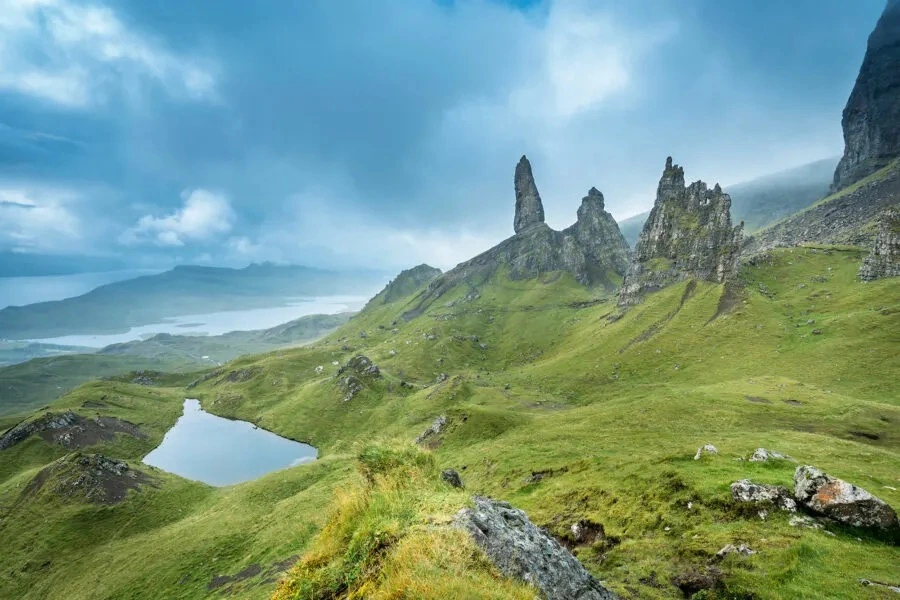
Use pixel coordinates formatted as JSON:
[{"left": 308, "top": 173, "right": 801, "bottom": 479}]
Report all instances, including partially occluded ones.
[
  {"left": 748, "top": 448, "right": 792, "bottom": 462},
  {"left": 715, "top": 543, "right": 755, "bottom": 559},
  {"left": 793, "top": 466, "right": 898, "bottom": 529},
  {"left": 441, "top": 468, "right": 464, "bottom": 489},
  {"left": 731, "top": 479, "right": 797, "bottom": 512},
  {"left": 693, "top": 443, "right": 718, "bottom": 460},
  {"left": 454, "top": 496, "right": 619, "bottom": 600}
]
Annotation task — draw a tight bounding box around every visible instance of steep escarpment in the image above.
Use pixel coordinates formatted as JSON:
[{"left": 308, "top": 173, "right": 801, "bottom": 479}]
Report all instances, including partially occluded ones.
[
  {"left": 743, "top": 159, "right": 900, "bottom": 255},
  {"left": 404, "top": 156, "right": 629, "bottom": 318},
  {"left": 619, "top": 157, "right": 743, "bottom": 306},
  {"left": 832, "top": 0, "right": 900, "bottom": 191}
]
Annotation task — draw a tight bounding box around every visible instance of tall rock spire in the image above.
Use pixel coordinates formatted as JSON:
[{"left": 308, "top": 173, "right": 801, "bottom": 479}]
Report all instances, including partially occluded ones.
[
  {"left": 514, "top": 155, "right": 545, "bottom": 234},
  {"left": 832, "top": 0, "right": 900, "bottom": 191},
  {"left": 619, "top": 157, "right": 743, "bottom": 306}
]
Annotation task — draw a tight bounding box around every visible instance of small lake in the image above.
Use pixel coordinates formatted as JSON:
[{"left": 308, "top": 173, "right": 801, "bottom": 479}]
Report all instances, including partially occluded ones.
[{"left": 143, "top": 399, "right": 317, "bottom": 486}]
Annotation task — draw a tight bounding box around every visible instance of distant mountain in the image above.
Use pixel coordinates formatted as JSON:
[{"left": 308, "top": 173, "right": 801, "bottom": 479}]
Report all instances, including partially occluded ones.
[
  {"left": 0, "top": 263, "right": 385, "bottom": 340},
  {"left": 616, "top": 158, "right": 837, "bottom": 247},
  {"left": 727, "top": 157, "right": 837, "bottom": 232}
]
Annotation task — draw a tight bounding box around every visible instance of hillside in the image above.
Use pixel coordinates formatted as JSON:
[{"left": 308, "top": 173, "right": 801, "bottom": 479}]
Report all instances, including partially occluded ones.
[
  {"left": 0, "top": 312, "right": 353, "bottom": 417},
  {"left": 0, "top": 244, "right": 897, "bottom": 599},
  {"left": 0, "top": 263, "right": 384, "bottom": 340}
]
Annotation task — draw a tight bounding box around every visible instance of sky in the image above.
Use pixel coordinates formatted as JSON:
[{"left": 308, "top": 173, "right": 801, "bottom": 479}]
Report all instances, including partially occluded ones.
[{"left": 0, "top": 0, "right": 887, "bottom": 272}]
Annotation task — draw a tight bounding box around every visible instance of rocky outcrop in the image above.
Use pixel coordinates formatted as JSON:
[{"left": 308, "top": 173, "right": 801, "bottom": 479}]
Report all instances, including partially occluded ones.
[
  {"left": 415, "top": 414, "right": 448, "bottom": 446},
  {"left": 832, "top": 0, "right": 900, "bottom": 191},
  {"left": 731, "top": 479, "right": 797, "bottom": 512},
  {"left": 619, "top": 157, "right": 743, "bottom": 306},
  {"left": 514, "top": 155, "right": 546, "bottom": 234},
  {"left": 454, "top": 496, "right": 619, "bottom": 600},
  {"left": 335, "top": 355, "right": 380, "bottom": 402},
  {"left": 793, "top": 466, "right": 898, "bottom": 530},
  {"left": 401, "top": 157, "right": 630, "bottom": 319},
  {"left": 23, "top": 453, "right": 153, "bottom": 505},
  {"left": 859, "top": 207, "right": 900, "bottom": 280},
  {"left": 0, "top": 410, "right": 145, "bottom": 451},
  {"left": 743, "top": 161, "right": 900, "bottom": 255}
]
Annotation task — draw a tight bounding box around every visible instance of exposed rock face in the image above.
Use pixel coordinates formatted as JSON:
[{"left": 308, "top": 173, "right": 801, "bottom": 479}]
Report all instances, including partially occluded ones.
[
  {"left": 731, "top": 479, "right": 797, "bottom": 512},
  {"left": 619, "top": 157, "right": 743, "bottom": 306},
  {"left": 793, "top": 466, "right": 898, "bottom": 530},
  {"left": 859, "top": 207, "right": 900, "bottom": 280},
  {"left": 454, "top": 496, "right": 619, "bottom": 600},
  {"left": 743, "top": 162, "right": 900, "bottom": 254},
  {"left": 401, "top": 158, "right": 630, "bottom": 319},
  {"left": 514, "top": 156, "right": 546, "bottom": 234},
  {"left": 0, "top": 411, "right": 145, "bottom": 451},
  {"left": 832, "top": 0, "right": 900, "bottom": 191}
]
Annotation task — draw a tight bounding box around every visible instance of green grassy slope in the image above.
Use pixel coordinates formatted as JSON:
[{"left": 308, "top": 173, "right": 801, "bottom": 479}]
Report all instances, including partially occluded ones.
[{"left": 0, "top": 247, "right": 897, "bottom": 599}]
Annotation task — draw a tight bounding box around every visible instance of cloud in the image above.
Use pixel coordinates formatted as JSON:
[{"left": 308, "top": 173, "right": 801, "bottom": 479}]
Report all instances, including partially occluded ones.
[
  {"left": 0, "top": 184, "right": 82, "bottom": 251},
  {"left": 0, "top": 0, "right": 216, "bottom": 108},
  {"left": 121, "top": 189, "right": 234, "bottom": 247}
]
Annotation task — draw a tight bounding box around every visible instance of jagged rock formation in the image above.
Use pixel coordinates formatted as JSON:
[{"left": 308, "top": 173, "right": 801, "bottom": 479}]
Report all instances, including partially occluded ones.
[
  {"left": 859, "top": 207, "right": 900, "bottom": 280},
  {"left": 514, "top": 155, "right": 546, "bottom": 233},
  {"left": 832, "top": 0, "right": 900, "bottom": 191},
  {"left": 619, "top": 157, "right": 743, "bottom": 306},
  {"left": 454, "top": 496, "right": 619, "bottom": 600},
  {"left": 366, "top": 264, "right": 442, "bottom": 308},
  {"left": 401, "top": 157, "right": 630, "bottom": 319}
]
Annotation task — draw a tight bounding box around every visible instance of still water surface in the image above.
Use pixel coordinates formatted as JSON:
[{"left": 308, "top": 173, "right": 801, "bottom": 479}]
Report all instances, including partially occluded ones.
[{"left": 143, "top": 399, "right": 316, "bottom": 486}]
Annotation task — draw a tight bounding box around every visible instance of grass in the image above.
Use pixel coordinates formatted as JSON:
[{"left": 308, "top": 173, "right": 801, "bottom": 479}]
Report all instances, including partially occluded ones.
[{"left": 0, "top": 246, "right": 898, "bottom": 599}]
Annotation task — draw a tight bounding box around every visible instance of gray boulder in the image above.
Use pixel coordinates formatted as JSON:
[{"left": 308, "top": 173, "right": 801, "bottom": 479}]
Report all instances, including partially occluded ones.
[
  {"left": 731, "top": 479, "right": 797, "bottom": 512},
  {"left": 793, "top": 466, "right": 898, "bottom": 530},
  {"left": 693, "top": 443, "right": 718, "bottom": 460},
  {"left": 748, "top": 448, "right": 792, "bottom": 462},
  {"left": 454, "top": 496, "right": 618, "bottom": 600}
]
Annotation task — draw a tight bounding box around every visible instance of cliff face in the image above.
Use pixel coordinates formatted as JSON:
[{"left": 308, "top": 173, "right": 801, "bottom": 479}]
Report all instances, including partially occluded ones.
[
  {"left": 401, "top": 157, "right": 630, "bottom": 319},
  {"left": 619, "top": 157, "right": 743, "bottom": 306},
  {"left": 832, "top": 0, "right": 900, "bottom": 191},
  {"left": 859, "top": 207, "right": 900, "bottom": 281}
]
